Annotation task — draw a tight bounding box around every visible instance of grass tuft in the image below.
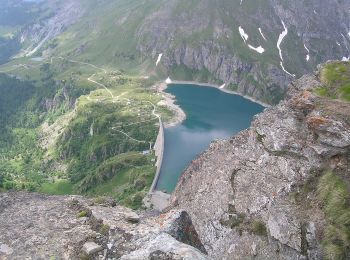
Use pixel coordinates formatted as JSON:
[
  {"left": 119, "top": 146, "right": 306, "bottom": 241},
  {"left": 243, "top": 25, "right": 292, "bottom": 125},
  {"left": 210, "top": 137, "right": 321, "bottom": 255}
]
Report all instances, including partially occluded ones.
[
  {"left": 251, "top": 220, "right": 267, "bottom": 237},
  {"left": 77, "top": 210, "right": 88, "bottom": 218},
  {"left": 317, "top": 62, "right": 350, "bottom": 102},
  {"left": 317, "top": 171, "right": 350, "bottom": 260}
]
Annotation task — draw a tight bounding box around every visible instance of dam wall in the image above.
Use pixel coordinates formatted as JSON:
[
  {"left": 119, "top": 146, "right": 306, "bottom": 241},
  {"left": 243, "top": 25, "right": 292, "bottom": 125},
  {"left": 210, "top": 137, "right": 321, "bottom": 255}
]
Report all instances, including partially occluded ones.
[{"left": 149, "top": 118, "right": 164, "bottom": 192}]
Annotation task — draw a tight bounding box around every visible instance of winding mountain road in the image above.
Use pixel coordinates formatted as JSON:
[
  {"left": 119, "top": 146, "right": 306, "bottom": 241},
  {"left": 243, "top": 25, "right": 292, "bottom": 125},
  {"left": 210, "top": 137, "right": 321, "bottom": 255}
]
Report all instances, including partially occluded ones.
[{"left": 2, "top": 55, "right": 161, "bottom": 146}]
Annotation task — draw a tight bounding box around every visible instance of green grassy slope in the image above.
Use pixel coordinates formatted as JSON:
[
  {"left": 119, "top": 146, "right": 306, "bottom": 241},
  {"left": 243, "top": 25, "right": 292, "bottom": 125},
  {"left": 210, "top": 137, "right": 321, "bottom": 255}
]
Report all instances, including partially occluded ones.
[
  {"left": 307, "top": 61, "right": 350, "bottom": 259},
  {"left": 0, "top": 61, "right": 93, "bottom": 191},
  {"left": 0, "top": 55, "right": 170, "bottom": 209},
  {"left": 49, "top": 0, "right": 161, "bottom": 73},
  {"left": 318, "top": 171, "right": 350, "bottom": 259},
  {"left": 1, "top": 0, "right": 347, "bottom": 104},
  {"left": 315, "top": 62, "right": 350, "bottom": 102},
  {"left": 20, "top": 0, "right": 285, "bottom": 72},
  {"left": 29, "top": 0, "right": 342, "bottom": 105}
]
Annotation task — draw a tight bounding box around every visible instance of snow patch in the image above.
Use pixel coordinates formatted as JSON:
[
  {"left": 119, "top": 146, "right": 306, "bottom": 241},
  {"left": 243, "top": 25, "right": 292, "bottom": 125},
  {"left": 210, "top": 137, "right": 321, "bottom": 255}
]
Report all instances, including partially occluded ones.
[
  {"left": 258, "top": 28, "right": 267, "bottom": 41},
  {"left": 239, "top": 26, "right": 249, "bottom": 42},
  {"left": 280, "top": 62, "right": 295, "bottom": 77},
  {"left": 220, "top": 83, "right": 226, "bottom": 89},
  {"left": 313, "top": 10, "right": 318, "bottom": 15},
  {"left": 239, "top": 26, "right": 265, "bottom": 54},
  {"left": 156, "top": 53, "right": 163, "bottom": 66},
  {"left": 337, "top": 41, "right": 341, "bottom": 46},
  {"left": 304, "top": 44, "right": 310, "bottom": 61},
  {"left": 342, "top": 57, "right": 350, "bottom": 61},
  {"left": 248, "top": 45, "right": 265, "bottom": 54},
  {"left": 165, "top": 77, "right": 172, "bottom": 84},
  {"left": 277, "top": 21, "right": 288, "bottom": 61},
  {"left": 277, "top": 20, "right": 295, "bottom": 77}
]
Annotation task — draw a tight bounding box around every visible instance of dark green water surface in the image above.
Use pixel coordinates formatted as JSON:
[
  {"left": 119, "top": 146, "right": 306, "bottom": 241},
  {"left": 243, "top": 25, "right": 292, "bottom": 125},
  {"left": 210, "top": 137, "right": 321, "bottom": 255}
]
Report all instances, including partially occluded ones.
[{"left": 155, "top": 83, "right": 264, "bottom": 192}]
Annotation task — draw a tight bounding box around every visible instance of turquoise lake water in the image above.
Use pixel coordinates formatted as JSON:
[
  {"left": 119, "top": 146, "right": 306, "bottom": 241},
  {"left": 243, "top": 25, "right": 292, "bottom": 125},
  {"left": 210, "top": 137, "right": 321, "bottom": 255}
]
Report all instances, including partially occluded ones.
[{"left": 155, "top": 83, "right": 264, "bottom": 193}]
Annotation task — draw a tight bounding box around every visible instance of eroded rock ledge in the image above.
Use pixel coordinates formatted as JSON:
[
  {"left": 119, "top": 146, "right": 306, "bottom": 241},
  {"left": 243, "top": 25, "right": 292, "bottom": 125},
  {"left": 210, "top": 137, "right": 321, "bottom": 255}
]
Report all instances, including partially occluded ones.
[
  {"left": 171, "top": 62, "right": 350, "bottom": 259},
  {"left": 0, "top": 192, "right": 207, "bottom": 259}
]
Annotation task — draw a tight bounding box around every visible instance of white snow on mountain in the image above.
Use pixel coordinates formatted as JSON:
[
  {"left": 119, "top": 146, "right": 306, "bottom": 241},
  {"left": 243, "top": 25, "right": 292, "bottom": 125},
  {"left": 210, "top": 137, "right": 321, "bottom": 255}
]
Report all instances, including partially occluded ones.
[
  {"left": 258, "top": 28, "right": 267, "bottom": 41},
  {"left": 239, "top": 26, "right": 249, "bottom": 42},
  {"left": 156, "top": 53, "right": 163, "bottom": 66},
  {"left": 277, "top": 20, "right": 295, "bottom": 76}
]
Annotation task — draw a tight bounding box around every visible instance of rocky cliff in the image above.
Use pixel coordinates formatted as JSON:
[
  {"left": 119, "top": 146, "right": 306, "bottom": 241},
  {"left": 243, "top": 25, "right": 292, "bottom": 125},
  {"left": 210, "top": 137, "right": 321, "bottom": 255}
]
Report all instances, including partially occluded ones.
[
  {"left": 17, "top": 0, "right": 83, "bottom": 58},
  {"left": 0, "top": 192, "right": 208, "bottom": 259},
  {"left": 171, "top": 61, "right": 350, "bottom": 259},
  {"left": 137, "top": 0, "right": 350, "bottom": 104}
]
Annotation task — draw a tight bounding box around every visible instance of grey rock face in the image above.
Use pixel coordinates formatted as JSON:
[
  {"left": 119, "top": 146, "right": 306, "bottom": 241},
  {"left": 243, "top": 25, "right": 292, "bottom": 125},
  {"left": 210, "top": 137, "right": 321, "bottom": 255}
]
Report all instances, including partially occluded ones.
[
  {"left": 0, "top": 244, "right": 13, "bottom": 256},
  {"left": 267, "top": 204, "right": 301, "bottom": 252},
  {"left": 137, "top": 0, "right": 350, "bottom": 104},
  {"left": 0, "top": 192, "right": 207, "bottom": 259},
  {"left": 83, "top": 242, "right": 103, "bottom": 255},
  {"left": 171, "top": 64, "right": 349, "bottom": 259},
  {"left": 120, "top": 233, "right": 209, "bottom": 260},
  {"left": 18, "top": 0, "right": 83, "bottom": 57},
  {"left": 124, "top": 212, "right": 140, "bottom": 223},
  {"left": 0, "top": 192, "right": 98, "bottom": 259}
]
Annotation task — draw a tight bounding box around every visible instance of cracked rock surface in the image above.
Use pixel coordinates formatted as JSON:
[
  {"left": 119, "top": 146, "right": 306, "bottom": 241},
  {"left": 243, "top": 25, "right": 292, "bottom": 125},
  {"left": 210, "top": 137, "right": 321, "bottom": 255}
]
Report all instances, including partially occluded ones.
[{"left": 0, "top": 192, "right": 207, "bottom": 259}]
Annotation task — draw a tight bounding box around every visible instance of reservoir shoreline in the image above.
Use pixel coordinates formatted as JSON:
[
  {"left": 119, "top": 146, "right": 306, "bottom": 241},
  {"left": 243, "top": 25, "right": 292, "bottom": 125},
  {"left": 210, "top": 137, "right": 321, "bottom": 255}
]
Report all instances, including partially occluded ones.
[
  {"left": 153, "top": 80, "right": 265, "bottom": 193},
  {"left": 146, "top": 80, "right": 265, "bottom": 207},
  {"left": 166, "top": 80, "right": 271, "bottom": 108},
  {"left": 155, "top": 79, "right": 269, "bottom": 130},
  {"left": 155, "top": 82, "right": 186, "bottom": 128}
]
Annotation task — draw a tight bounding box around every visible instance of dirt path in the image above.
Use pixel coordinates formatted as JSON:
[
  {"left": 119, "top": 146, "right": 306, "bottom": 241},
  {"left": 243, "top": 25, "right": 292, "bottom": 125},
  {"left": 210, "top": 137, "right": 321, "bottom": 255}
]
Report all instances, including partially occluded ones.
[
  {"left": 2, "top": 55, "right": 161, "bottom": 147},
  {"left": 50, "top": 57, "right": 114, "bottom": 99}
]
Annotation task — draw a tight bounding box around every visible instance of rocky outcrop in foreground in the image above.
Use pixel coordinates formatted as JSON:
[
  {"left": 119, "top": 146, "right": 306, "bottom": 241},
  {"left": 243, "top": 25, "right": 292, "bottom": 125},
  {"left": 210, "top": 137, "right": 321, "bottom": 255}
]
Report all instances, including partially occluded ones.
[
  {"left": 0, "top": 192, "right": 207, "bottom": 259},
  {"left": 171, "top": 62, "right": 350, "bottom": 259}
]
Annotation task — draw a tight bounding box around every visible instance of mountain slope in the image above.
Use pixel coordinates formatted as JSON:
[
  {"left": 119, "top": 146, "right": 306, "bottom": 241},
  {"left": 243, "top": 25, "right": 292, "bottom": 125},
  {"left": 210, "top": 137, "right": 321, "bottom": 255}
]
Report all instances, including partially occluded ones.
[
  {"left": 0, "top": 50, "right": 172, "bottom": 209},
  {"left": 8, "top": 0, "right": 350, "bottom": 104},
  {"left": 136, "top": 0, "right": 350, "bottom": 103}
]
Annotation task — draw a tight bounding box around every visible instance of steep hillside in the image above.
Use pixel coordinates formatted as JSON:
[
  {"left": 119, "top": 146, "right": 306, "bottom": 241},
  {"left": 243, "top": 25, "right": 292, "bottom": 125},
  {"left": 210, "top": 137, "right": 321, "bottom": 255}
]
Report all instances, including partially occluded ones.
[
  {"left": 0, "top": 0, "right": 40, "bottom": 63},
  {"left": 137, "top": 0, "right": 350, "bottom": 103},
  {"left": 0, "top": 65, "right": 92, "bottom": 191},
  {"left": 171, "top": 61, "right": 350, "bottom": 259},
  {"left": 0, "top": 55, "right": 172, "bottom": 209},
  {"left": 0, "top": 0, "right": 182, "bottom": 209},
  {"left": 8, "top": 0, "right": 350, "bottom": 104}
]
